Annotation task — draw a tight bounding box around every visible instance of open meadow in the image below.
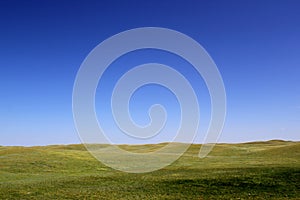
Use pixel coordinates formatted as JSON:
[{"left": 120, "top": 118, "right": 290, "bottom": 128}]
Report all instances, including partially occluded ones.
[{"left": 0, "top": 140, "right": 299, "bottom": 199}]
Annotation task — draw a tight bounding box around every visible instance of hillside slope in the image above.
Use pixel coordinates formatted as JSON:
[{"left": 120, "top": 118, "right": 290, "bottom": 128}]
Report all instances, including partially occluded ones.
[{"left": 0, "top": 141, "right": 299, "bottom": 199}]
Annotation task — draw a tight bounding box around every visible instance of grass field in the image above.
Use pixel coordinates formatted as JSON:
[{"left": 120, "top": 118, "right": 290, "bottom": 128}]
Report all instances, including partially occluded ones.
[{"left": 0, "top": 140, "right": 299, "bottom": 199}]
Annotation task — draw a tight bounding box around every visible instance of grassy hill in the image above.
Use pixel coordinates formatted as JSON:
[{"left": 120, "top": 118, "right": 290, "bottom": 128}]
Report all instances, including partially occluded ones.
[{"left": 0, "top": 140, "right": 299, "bottom": 199}]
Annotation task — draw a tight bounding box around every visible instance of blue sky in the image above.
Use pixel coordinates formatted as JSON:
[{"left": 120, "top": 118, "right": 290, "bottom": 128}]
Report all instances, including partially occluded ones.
[{"left": 0, "top": 0, "right": 299, "bottom": 146}]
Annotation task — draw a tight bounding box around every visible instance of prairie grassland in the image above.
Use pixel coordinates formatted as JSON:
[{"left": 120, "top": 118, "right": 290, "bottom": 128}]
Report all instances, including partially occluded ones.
[{"left": 0, "top": 140, "right": 299, "bottom": 199}]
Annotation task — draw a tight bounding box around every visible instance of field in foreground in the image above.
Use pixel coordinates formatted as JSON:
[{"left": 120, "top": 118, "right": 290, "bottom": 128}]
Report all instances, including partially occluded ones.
[{"left": 0, "top": 140, "right": 299, "bottom": 199}]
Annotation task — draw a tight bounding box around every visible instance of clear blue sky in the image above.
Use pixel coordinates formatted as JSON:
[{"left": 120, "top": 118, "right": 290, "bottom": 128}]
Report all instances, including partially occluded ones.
[{"left": 0, "top": 0, "right": 299, "bottom": 146}]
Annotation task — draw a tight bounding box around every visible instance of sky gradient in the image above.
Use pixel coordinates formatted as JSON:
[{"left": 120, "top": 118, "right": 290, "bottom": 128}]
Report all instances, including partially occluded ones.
[{"left": 1, "top": 0, "right": 300, "bottom": 146}]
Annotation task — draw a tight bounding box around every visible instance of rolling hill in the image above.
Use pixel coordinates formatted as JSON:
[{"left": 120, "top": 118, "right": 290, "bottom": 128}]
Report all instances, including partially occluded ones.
[{"left": 0, "top": 140, "right": 299, "bottom": 199}]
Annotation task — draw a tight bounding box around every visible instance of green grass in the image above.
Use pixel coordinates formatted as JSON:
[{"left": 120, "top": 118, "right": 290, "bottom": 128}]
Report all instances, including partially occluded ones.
[{"left": 0, "top": 140, "right": 299, "bottom": 199}]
